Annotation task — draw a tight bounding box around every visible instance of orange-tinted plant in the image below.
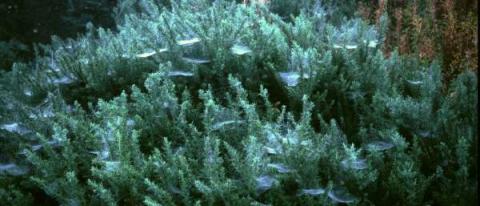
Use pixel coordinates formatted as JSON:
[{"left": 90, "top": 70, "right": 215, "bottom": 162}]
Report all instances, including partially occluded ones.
[
  {"left": 366, "top": 0, "right": 477, "bottom": 85},
  {"left": 441, "top": 0, "right": 478, "bottom": 83}
]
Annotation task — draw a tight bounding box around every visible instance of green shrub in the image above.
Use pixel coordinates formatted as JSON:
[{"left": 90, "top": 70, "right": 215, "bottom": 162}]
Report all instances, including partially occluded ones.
[{"left": 0, "top": 0, "right": 477, "bottom": 205}]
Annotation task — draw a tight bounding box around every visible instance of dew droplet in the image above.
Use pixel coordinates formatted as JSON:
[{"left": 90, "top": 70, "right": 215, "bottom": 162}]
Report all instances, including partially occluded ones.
[
  {"left": 40, "top": 106, "right": 55, "bottom": 118},
  {"left": 345, "top": 45, "right": 358, "bottom": 50},
  {"left": 299, "top": 188, "right": 326, "bottom": 196},
  {"left": 256, "top": 175, "right": 276, "bottom": 193},
  {"left": 267, "top": 163, "right": 291, "bottom": 173},
  {"left": 212, "top": 120, "right": 243, "bottom": 131},
  {"left": 341, "top": 158, "right": 367, "bottom": 170},
  {"left": 104, "top": 161, "right": 120, "bottom": 172},
  {"left": 367, "top": 40, "right": 378, "bottom": 48},
  {"left": 18, "top": 140, "right": 63, "bottom": 155},
  {"left": 166, "top": 71, "right": 194, "bottom": 77},
  {"left": 416, "top": 130, "right": 433, "bottom": 138},
  {"left": 158, "top": 48, "right": 169, "bottom": 53},
  {"left": 328, "top": 187, "right": 357, "bottom": 203},
  {"left": 0, "top": 163, "right": 29, "bottom": 176},
  {"left": 177, "top": 38, "right": 201, "bottom": 46},
  {"left": 136, "top": 50, "right": 157, "bottom": 58},
  {"left": 366, "top": 141, "right": 394, "bottom": 151},
  {"left": 1, "top": 122, "right": 32, "bottom": 135},
  {"left": 0, "top": 163, "right": 16, "bottom": 171},
  {"left": 79, "top": 58, "right": 89, "bottom": 65},
  {"left": 278, "top": 72, "right": 301, "bottom": 87},
  {"left": 363, "top": 40, "right": 378, "bottom": 48},
  {"left": 50, "top": 76, "right": 75, "bottom": 85},
  {"left": 90, "top": 149, "right": 110, "bottom": 160},
  {"left": 48, "top": 59, "right": 62, "bottom": 72},
  {"left": 182, "top": 57, "right": 210, "bottom": 64},
  {"left": 263, "top": 146, "right": 278, "bottom": 155},
  {"left": 24, "top": 88, "right": 33, "bottom": 97},
  {"left": 31, "top": 144, "right": 43, "bottom": 152},
  {"left": 168, "top": 185, "right": 182, "bottom": 194},
  {"left": 333, "top": 44, "right": 343, "bottom": 49},
  {"left": 407, "top": 80, "right": 423, "bottom": 85},
  {"left": 126, "top": 119, "right": 135, "bottom": 127},
  {"left": 231, "top": 44, "right": 252, "bottom": 55}
]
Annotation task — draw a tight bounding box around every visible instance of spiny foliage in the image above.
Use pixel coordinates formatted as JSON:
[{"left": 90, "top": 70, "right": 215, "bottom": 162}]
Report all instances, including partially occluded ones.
[{"left": 0, "top": 0, "right": 477, "bottom": 205}]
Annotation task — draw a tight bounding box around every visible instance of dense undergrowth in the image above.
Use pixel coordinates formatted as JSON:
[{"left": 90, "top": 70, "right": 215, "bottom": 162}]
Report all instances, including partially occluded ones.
[{"left": 0, "top": 0, "right": 477, "bottom": 205}]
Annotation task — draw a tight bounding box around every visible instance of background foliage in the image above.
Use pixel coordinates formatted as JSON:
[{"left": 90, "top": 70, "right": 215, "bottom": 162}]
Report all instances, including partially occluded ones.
[
  {"left": 356, "top": 0, "right": 478, "bottom": 84},
  {"left": 0, "top": 0, "right": 117, "bottom": 71}
]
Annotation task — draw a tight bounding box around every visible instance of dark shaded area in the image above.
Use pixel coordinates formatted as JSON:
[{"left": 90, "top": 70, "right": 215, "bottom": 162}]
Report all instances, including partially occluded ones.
[{"left": 0, "top": 0, "right": 118, "bottom": 71}]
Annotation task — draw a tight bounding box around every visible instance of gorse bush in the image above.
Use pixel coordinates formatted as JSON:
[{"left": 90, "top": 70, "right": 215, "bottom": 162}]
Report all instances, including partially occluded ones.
[{"left": 0, "top": 0, "right": 477, "bottom": 205}]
